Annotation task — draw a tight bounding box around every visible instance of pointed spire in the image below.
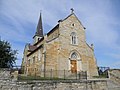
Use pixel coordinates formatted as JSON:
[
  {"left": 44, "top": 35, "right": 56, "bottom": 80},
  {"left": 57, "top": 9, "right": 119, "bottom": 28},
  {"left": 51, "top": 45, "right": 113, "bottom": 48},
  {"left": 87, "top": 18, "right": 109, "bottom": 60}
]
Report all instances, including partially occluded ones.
[{"left": 35, "top": 11, "right": 43, "bottom": 37}]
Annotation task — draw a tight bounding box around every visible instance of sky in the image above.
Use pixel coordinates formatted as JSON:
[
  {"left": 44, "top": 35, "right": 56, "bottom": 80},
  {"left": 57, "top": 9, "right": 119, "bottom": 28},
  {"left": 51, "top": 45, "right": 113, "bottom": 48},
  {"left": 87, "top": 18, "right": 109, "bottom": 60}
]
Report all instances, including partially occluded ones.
[{"left": 0, "top": 0, "right": 120, "bottom": 69}]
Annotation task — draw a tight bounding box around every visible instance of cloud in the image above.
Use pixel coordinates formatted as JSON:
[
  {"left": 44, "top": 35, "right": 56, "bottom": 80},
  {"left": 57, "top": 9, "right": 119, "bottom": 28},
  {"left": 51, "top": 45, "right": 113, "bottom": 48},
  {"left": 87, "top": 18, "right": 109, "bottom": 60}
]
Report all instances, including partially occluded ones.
[
  {"left": 110, "top": 61, "right": 120, "bottom": 69},
  {"left": 106, "top": 53, "right": 120, "bottom": 60},
  {"left": 0, "top": 0, "right": 120, "bottom": 68},
  {"left": 74, "top": 1, "right": 119, "bottom": 47}
]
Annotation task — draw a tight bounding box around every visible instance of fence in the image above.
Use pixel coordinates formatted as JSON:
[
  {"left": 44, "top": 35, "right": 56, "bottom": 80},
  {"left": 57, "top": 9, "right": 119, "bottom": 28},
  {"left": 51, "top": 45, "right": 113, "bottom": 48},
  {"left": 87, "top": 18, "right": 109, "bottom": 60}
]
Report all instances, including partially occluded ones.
[
  {"left": 15, "top": 66, "right": 110, "bottom": 80},
  {"left": 18, "top": 70, "right": 87, "bottom": 80}
]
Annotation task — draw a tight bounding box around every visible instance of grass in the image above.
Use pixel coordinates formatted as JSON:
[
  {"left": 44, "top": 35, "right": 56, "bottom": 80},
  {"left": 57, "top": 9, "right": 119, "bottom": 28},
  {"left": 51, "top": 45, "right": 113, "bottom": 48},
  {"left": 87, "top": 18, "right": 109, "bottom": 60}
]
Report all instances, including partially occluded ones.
[{"left": 18, "top": 75, "right": 65, "bottom": 81}]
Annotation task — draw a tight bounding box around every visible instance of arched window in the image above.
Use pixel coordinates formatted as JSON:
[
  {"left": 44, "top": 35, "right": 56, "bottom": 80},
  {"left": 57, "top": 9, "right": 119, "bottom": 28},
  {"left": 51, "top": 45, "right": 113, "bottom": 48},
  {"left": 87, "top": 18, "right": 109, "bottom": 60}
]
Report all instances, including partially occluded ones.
[
  {"left": 71, "top": 32, "right": 77, "bottom": 45},
  {"left": 71, "top": 52, "right": 78, "bottom": 59}
]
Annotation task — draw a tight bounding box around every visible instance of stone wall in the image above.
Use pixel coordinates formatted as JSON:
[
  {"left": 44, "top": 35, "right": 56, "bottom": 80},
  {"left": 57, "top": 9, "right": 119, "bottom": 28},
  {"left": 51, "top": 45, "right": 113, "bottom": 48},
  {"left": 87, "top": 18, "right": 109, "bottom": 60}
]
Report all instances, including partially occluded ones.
[
  {"left": 109, "top": 69, "right": 120, "bottom": 79},
  {"left": 0, "top": 68, "right": 11, "bottom": 80},
  {"left": 0, "top": 80, "right": 109, "bottom": 90},
  {"left": 108, "top": 69, "right": 120, "bottom": 86},
  {"left": 1, "top": 79, "right": 120, "bottom": 90},
  {"left": 0, "top": 69, "right": 120, "bottom": 90}
]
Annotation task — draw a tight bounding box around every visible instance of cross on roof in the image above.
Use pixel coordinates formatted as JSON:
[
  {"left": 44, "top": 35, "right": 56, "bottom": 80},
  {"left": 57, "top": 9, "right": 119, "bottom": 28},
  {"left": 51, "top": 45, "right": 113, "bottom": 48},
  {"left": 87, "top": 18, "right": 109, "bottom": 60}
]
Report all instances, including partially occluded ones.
[{"left": 71, "top": 8, "right": 74, "bottom": 14}]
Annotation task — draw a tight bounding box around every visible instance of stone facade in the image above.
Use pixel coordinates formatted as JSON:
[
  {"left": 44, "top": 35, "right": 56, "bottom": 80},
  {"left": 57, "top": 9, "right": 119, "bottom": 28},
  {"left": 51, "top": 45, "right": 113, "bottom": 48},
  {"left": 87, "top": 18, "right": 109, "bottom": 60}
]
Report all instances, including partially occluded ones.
[{"left": 22, "top": 11, "right": 98, "bottom": 78}]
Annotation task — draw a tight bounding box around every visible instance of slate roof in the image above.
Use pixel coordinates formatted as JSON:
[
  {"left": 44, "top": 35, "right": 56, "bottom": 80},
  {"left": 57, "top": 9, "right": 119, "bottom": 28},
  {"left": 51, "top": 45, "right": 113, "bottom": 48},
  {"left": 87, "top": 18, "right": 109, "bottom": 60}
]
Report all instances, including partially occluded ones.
[
  {"left": 34, "top": 12, "right": 43, "bottom": 37},
  {"left": 28, "top": 44, "right": 37, "bottom": 52}
]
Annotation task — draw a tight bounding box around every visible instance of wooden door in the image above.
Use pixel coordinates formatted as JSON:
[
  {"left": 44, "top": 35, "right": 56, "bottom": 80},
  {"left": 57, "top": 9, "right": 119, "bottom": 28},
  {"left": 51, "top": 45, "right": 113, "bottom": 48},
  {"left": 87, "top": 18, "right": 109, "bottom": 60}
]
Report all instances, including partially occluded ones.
[{"left": 71, "top": 60, "right": 77, "bottom": 73}]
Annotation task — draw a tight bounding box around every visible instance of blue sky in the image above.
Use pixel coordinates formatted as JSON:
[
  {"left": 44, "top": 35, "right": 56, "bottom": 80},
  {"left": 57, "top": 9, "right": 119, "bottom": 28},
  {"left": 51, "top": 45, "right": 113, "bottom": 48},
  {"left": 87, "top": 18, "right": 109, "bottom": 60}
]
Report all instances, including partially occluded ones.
[{"left": 0, "top": 0, "right": 120, "bottom": 68}]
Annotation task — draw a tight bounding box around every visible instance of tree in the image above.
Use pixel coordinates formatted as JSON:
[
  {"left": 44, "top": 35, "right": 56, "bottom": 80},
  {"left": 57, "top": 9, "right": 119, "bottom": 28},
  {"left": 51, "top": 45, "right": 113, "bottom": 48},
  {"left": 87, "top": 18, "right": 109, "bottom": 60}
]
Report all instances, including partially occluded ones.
[{"left": 0, "top": 39, "right": 17, "bottom": 68}]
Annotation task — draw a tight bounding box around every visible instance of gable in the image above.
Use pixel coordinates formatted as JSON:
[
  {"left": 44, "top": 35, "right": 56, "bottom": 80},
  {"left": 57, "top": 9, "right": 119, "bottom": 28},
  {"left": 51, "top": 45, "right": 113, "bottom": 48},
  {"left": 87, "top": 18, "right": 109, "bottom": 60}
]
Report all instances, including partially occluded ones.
[
  {"left": 61, "top": 13, "right": 85, "bottom": 30},
  {"left": 59, "top": 14, "right": 86, "bottom": 47}
]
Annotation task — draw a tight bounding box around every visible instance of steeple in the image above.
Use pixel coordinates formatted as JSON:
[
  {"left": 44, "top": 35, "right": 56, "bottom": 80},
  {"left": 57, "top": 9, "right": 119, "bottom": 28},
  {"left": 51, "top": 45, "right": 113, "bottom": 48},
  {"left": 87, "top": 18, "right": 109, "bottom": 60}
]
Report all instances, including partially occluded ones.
[
  {"left": 36, "top": 12, "right": 43, "bottom": 37},
  {"left": 33, "top": 12, "right": 43, "bottom": 43}
]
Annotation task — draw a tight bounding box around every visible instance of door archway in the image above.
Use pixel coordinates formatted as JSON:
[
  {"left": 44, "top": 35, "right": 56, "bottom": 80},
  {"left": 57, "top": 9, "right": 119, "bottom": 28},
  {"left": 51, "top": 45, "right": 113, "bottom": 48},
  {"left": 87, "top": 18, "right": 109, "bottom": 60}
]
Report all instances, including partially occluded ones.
[{"left": 70, "top": 52, "right": 80, "bottom": 73}]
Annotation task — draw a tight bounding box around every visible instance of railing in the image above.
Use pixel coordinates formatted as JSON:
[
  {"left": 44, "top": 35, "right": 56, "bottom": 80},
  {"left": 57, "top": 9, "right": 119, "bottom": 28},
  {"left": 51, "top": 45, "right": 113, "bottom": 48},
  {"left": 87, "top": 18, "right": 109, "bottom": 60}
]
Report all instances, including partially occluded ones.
[{"left": 18, "top": 70, "right": 87, "bottom": 80}]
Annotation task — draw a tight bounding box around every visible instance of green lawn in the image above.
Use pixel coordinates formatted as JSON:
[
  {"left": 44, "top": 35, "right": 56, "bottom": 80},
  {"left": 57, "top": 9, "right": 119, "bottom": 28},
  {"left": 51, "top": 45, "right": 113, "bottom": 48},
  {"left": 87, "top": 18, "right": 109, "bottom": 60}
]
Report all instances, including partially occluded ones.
[{"left": 18, "top": 75, "right": 64, "bottom": 81}]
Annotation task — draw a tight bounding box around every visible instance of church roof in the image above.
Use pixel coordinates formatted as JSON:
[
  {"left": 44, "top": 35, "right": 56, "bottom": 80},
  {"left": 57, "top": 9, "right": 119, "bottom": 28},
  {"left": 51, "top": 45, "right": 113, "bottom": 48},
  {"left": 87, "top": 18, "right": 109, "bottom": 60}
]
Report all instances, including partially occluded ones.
[
  {"left": 34, "top": 36, "right": 44, "bottom": 46},
  {"left": 28, "top": 44, "right": 37, "bottom": 52},
  {"left": 47, "top": 24, "right": 59, "bottom": 36},
  {"left": 27, "top": 44, "right": 43, "bottom": 57}
]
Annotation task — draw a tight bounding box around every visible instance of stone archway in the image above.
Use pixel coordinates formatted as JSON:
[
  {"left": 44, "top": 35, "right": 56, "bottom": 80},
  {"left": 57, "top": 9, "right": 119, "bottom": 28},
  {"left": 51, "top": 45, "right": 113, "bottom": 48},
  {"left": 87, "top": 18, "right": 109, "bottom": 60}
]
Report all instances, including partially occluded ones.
[
  {"left": 69, "top": 51, "right": 82, "bottom": 73},
  {"left": 70, "top": 52, "right": 78, "bottom": 73}
]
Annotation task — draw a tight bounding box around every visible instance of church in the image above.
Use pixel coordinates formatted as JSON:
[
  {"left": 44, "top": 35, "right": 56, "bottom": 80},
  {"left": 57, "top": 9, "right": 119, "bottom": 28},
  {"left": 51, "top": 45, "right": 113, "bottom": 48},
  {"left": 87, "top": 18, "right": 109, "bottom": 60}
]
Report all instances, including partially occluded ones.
[{"left": 22, "top": 9, "right": 98, "bottom": 78}]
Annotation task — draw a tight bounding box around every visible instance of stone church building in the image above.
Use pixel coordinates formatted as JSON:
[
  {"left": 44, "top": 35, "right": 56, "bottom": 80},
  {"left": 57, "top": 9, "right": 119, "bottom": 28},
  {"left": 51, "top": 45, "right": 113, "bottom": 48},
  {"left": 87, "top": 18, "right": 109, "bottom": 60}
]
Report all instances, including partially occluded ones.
[{"left": 22, "top": 9, "right": 98, "bottom": 78}]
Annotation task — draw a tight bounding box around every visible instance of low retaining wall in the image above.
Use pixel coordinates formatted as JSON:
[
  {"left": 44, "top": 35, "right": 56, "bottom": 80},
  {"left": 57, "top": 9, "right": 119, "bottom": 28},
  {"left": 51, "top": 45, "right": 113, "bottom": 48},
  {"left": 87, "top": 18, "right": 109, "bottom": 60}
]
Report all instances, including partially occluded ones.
[
  {"left": 0, "top": 80, "right": 108, "bottom": 90},
  {"left": 0, "top": 69, "right": 120, "bottom": 90}
]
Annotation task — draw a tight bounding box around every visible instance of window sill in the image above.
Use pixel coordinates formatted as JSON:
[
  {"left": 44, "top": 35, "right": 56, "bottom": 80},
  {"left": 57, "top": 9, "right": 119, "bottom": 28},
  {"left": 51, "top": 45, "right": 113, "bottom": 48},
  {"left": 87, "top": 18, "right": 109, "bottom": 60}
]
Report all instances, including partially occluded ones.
[{"left": 70, "top": 44, "right": 78, "bottom": 46}]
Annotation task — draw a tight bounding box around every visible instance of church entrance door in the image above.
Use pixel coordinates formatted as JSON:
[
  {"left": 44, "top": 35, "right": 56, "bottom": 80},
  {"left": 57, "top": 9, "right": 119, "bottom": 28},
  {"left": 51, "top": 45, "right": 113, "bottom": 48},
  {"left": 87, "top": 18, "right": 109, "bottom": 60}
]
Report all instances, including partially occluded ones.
[{"left": 71, "top": 60, "right": 77, "bottom": 73}]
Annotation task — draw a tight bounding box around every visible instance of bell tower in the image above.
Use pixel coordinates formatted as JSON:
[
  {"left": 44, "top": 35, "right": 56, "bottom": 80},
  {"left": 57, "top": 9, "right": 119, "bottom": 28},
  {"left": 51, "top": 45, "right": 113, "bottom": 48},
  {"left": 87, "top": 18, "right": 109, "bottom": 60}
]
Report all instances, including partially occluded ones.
[{"left": 33, "top": 12, "right": 43, "bottom": 43}]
